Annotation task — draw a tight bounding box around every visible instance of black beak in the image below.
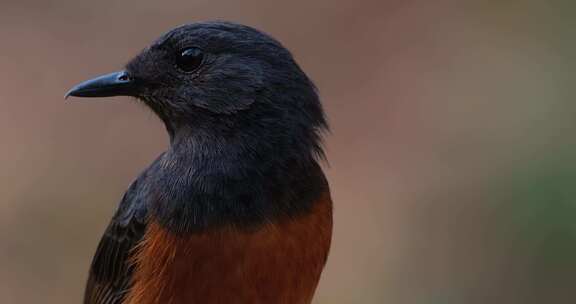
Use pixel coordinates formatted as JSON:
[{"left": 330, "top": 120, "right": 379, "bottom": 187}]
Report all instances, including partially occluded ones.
[{"left": 65, "top": 70, "right": 137, "bottom": 99}]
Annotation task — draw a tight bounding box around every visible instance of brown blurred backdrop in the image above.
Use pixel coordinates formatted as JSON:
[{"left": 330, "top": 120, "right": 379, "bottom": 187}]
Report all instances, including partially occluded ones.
[{"left": 1, "top": 1, "right": 575, "bottom": 303}]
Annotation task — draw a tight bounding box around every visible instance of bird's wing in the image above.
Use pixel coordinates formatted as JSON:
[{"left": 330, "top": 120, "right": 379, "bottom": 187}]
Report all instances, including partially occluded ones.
[{"left": 83, "top": 155, "right": 161, "bottom": 304}]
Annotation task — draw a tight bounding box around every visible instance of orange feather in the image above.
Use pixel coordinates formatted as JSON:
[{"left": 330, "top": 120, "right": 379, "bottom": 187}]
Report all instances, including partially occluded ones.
[{"left": 125, "top": 192, "right": 332, "bottom": 304}]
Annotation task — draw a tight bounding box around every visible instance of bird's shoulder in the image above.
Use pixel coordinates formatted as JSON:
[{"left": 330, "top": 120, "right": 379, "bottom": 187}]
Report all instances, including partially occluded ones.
[{"left": 83, "top": 153, "right": 164, "bottom": 304}]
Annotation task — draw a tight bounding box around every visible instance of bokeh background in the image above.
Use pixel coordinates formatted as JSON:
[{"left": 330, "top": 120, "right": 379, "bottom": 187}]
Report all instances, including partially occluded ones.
[{"left": 1, "top": 0, "right": 575, "bottom": 303}]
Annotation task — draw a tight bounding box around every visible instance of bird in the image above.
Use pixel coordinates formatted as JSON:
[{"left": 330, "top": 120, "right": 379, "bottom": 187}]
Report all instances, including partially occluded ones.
[{"left": 66, "top": 21, "right": 332, "bottom": 304}]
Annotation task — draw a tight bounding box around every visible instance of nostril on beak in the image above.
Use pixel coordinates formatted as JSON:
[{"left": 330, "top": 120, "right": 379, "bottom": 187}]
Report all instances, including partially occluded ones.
[{"left": 118, "top": 72, "right": 130, "bottom": 82}]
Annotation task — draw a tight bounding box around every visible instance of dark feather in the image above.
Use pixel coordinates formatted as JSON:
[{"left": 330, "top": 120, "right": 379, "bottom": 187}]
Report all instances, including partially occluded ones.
[{"left": 83, "top": 155, "right": 161, "bottom": 304}]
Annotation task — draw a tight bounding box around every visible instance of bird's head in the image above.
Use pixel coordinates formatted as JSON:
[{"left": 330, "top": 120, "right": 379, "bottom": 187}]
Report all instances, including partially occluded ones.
[
  {"left": 67, "top": 22, "right": 329, "bottom": 231},
  {"left": 67, "top": 22, "right": 326, "bottom": 149}
]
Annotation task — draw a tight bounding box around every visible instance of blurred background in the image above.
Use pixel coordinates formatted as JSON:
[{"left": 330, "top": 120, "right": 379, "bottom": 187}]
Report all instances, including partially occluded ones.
[{"left": 1, "top": 0, "right": 575, "bottom": 303}]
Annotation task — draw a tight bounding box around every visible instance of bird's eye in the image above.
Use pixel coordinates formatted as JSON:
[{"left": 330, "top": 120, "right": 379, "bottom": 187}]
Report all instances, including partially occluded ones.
[{"left": 176, "top": 48, "right": 204, "bottom": 72}]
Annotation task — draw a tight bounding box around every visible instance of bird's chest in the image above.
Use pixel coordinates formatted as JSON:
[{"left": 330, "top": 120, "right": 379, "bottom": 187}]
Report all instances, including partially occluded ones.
[{"left": 124, "top": 194, "right": 332, "bottom": 304}]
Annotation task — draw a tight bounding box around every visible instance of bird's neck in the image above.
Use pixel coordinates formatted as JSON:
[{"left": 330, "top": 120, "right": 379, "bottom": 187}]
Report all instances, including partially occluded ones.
[{"left": 150, "top": 125, "right": 328, "bottom": 234}]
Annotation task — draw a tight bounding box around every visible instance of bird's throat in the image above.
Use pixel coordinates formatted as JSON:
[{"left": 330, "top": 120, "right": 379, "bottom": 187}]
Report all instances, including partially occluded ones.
[{"left": 149, "top": 130, "right": 328, "bottom": 234}]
